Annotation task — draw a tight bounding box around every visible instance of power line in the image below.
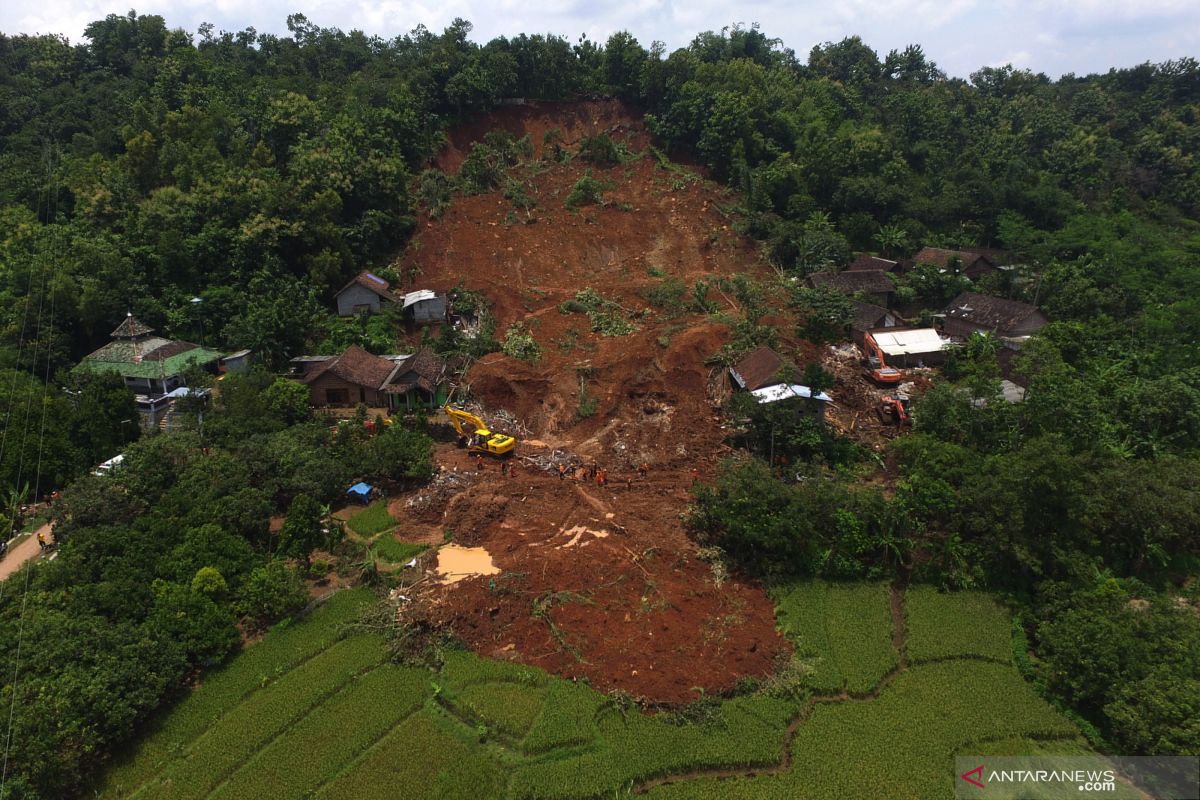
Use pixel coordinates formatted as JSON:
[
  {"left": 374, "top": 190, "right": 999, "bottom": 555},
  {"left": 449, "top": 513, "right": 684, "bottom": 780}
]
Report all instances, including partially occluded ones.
[{"left": 0, "top": 142, "right": 62, "bottom": 796}]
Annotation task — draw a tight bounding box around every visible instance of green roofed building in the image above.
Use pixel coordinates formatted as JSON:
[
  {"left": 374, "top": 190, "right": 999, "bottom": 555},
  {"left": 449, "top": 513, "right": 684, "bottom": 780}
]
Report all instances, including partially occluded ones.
[{"left": 75, "top": 313, "right": 222, "bottom": 428}]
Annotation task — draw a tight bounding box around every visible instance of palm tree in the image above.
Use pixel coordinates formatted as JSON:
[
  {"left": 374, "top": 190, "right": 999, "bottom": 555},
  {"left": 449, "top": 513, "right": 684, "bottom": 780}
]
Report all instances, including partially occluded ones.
[{"left": 873, "top": 224, "right": 909, "bottom": 258}]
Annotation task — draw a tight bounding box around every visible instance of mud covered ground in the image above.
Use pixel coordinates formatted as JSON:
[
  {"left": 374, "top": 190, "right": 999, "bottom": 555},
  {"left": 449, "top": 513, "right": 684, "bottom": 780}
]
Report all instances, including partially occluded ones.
[{"left": 383, "top": 100, "right": 912, "bottom": 704}]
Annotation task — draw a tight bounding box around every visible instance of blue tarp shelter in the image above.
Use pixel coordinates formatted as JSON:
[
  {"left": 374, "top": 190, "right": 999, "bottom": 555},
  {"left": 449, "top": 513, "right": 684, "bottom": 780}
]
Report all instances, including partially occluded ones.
[{"left": 347, "top": 482, "right": 373, "bottom": 504}]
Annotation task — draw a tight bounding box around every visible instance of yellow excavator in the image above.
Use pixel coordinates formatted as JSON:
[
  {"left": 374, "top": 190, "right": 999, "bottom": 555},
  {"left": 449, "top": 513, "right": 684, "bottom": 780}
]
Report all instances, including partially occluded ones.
[{"left": 443, "top": 406, "right": 516, "bottom": 456}]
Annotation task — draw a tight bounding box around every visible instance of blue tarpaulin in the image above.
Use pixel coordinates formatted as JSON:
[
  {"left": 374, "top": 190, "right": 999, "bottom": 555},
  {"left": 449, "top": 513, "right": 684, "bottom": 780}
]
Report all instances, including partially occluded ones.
[{"left": 347, "top": 482, "right": 372, "bottom": 504}]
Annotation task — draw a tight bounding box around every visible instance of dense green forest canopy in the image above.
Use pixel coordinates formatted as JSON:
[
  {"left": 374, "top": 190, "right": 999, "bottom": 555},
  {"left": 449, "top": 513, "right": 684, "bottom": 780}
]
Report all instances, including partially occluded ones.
[{"left": 0, "top": 11, "right": 1198, "bottom": 800}]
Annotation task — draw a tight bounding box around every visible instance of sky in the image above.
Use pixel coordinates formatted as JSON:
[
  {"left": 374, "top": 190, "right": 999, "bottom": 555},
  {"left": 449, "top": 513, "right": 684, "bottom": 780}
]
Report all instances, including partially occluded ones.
[{"left": 3, "top": 0, "right": 1199, "bottom": 79}]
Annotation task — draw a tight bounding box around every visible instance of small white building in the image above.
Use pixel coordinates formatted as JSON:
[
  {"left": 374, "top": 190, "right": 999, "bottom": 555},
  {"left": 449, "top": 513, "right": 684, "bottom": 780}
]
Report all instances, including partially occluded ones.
[
  {"left": 402, "top": 290, "right": 448, "bottom": 325},
  {"left": 751, "top": 383, "right": 833, "bottom": 420}
]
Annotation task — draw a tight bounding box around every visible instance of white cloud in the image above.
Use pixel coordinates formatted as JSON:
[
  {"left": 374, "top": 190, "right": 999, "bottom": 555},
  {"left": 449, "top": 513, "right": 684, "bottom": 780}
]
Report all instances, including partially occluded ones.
[{"left": 2, "top": 0, "right": 1198, "bottom": 79}]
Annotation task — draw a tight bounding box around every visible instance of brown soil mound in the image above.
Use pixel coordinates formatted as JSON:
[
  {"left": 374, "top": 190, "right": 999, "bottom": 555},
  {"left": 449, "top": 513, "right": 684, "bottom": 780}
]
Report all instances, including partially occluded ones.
[{"left": 403, "top": 445, "right": 786, "bottom": 704}]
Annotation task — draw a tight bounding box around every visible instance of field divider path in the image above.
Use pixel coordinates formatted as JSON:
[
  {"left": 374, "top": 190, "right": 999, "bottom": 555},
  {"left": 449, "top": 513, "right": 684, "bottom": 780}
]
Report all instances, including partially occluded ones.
[
  {"left": 204, "top": 664, "right": 432, "bottom": 800},
  {"left": 633, "top": 582, "right": 912, "bottom": 794}
]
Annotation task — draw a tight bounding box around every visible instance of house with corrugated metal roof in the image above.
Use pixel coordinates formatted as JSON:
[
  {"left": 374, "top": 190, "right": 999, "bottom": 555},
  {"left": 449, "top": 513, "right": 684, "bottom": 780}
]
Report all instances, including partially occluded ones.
[
  {"left": 335, "top": 271, "right": 399, "bottom": 316},
  {"left": 402, "top": 289, "right": 448, "bottom": 325}
]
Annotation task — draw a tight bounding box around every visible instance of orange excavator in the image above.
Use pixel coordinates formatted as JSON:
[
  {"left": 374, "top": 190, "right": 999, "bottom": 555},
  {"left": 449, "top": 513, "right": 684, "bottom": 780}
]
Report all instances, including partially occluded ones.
[
  {"left": 862, "top": 332, "right": 902, "bottom": 385},
  {"left": 878, "top": 394, "right": 912, "bottom": 427}
]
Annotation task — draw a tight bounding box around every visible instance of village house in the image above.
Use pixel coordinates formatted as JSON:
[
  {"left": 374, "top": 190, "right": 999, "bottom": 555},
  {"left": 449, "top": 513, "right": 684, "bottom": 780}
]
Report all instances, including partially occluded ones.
[
  {"left": 730, "top": 346, "right": 792, "bottom": 392},
  {"left": 845, "top": 254, "right": 901, "bottom": 273},
  {"left": 401, "top": 289, "right": 448, "bottom": 325},
  {"left": 74, "top": 314, "right": 222, "bottom": 429},
  {"left": 334, "top": 271, "right": 399, "bottom": 316},
  {"left": 910, "top": 247, "right": 1001, "bottom": 282},
  {"left": 942, "top": 292, "right": 1049, "bottom": 339},
  {"left": 850, "top": 301, "right": 899, "bottom": 348},
  {"left": 291, "top": 345, "right": 449, "bottom": 411},
  {"left": 807, "top": 270, "right": 896, "bottom": 307},
  {"left": 729, "top": 346, "right": 832, "bottom": 421},
  {"left": 751, "top": 383, "right": 833, "bottom": 420}
]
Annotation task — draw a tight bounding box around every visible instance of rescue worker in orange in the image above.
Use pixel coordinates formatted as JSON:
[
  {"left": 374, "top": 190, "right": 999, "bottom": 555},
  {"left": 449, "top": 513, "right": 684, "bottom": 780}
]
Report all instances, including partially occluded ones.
[
  {"left": 558, "top": 463, "right": 566, "bottom": 480},
  {"left": 475, "top": 454, "right": 484, "bottom": 471},
  {"left": 638, "top": 462, "right": 648, "bottom": 479}
]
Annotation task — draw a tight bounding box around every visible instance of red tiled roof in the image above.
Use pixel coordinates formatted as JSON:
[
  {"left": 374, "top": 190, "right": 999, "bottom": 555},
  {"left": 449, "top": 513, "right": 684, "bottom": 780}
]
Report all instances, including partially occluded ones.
[
  {"left": 807, "top": 270, "right": 896, "bottom": 295},
  {"left": 913, "top": 247, "right": 995, "bottom": 269},
  {"left": 301, "top": 345, "right": 397, "bottom": 389},
  {"left": 943, "top": 292, "right": 1048, "bottom": 336},
  {"left": 851, "top": 301, "right": 892, "bottom": 331},
  {"left": 846, "top": 254, "right": 899, "bottom": 272}
]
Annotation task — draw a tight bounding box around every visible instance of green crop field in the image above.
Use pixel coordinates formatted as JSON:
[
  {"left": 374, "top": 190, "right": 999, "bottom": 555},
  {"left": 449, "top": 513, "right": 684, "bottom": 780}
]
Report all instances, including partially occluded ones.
[
  {"left": 99, "top": 585, "right": 1087, "bottom": 800},
  {"left": 773, "top": 580, "right": 897, "bottom": 694},
  {"left": 97, "top": 589, "right": 374, "bottom": 799},
  {"left": 905, "top": 586, "right": 1014, "bottom": 664},
  {"left": 369, "top": 534, "right": 427, "bottom": 564},
  {"left": 347, "top": 501, "right": 396, "bottom": 537}
]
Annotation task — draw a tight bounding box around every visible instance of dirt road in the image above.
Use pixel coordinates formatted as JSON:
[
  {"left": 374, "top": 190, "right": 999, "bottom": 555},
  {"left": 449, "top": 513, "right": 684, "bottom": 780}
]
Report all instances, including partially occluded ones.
[{"left": 0, "top": 522, "right": 53, "bottom": 581}]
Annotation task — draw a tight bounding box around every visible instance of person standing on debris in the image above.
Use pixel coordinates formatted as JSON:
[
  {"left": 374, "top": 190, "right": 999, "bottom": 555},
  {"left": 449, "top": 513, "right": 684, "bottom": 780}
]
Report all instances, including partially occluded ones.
[
  {"left": 691, "top": 467, "right": 700, "bottom": 485},
  {"left": 501, "top": 460, "right": 509, "bottom": 477},
  {"left": 558, "top": 463, "right": 566, "bottom": 480},
  {"left": 475, "top": 454, "right": 484, "bottom": 471},
  {"left": 638, "top": 462, "right": 648, "bottom": 479},
  {"left": 597, "top": 468, "right": 608, "bottom": 487}
]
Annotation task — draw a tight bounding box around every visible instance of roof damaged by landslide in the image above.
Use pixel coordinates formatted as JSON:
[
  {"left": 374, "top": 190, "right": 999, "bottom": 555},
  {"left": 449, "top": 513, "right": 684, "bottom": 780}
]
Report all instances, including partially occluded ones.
[
  {"left": 943, "top": 291, "right": 1047, "bottom": 335},
  {"left": 751, "top": 383, "right": 832, "bottom": 404},
  {"left": 729, "top": 346, "right": 788, "bottom": 391}
]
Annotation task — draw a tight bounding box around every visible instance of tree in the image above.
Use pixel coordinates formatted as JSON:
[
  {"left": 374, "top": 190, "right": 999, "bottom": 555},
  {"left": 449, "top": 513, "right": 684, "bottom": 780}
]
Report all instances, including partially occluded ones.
[
  {"left": 279, "top": 494, "right": 324, "bottom": 566},
  {"left": 263, "top": 378, "right": 311, "bottom": 425},
  {"left": 236, "top": 561, "right": 307, "bottom": 628},
  {"left": 873, "top": 223, "right": 909, "bottom": 258},
  {"left": 366, "top": 426, "right": 434, "bottom": 483}
]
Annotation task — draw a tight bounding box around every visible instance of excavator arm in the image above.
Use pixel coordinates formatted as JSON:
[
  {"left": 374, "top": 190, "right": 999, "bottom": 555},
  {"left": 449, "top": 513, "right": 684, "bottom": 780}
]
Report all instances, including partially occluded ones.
[{"left": 863, "top": 333, "right": 903, "bottom": 385}]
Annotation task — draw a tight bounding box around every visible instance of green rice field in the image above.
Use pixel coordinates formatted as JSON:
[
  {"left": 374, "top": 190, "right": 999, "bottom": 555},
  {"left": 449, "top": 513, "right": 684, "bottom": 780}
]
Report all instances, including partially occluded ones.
[{"left": 97, "top": 584, "right": 1088, "bottom": 799}]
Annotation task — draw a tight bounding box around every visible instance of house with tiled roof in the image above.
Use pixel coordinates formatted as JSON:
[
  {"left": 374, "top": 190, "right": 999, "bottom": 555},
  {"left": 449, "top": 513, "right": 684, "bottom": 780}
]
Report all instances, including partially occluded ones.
[
  {"left": 74, "top": 313, "right": 222, "bottom": 428},
  {"left": 942, "top": 292, "right": 1048, "bottom": 339},
  {"left": 806, "top": 270, "right": 896, "bottom": 307},
  {"left": 911, "top": 247, "right": 1000, "bottom": 281},
  {"left": 849, "top": 301, "right": 900, "bottom": 347},
  {"left": 846, "top": 254, "right": 900, "bottom": 273},
  {"left": 292, "top": 346, "right": 449, "bottom": 410}
]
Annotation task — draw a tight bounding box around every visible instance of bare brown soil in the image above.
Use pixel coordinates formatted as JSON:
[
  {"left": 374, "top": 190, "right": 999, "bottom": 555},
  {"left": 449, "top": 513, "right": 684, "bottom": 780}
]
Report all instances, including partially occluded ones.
[{"left": 387, "top": 100, "right": 909, "bottom": 704}]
